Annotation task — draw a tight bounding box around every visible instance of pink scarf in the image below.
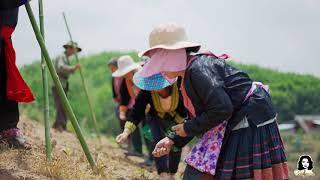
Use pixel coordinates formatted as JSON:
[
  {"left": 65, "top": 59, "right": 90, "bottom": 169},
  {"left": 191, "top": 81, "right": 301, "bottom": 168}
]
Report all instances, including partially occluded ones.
[{"left": 139, "top": 49, "right": 187, "bottom": 78}]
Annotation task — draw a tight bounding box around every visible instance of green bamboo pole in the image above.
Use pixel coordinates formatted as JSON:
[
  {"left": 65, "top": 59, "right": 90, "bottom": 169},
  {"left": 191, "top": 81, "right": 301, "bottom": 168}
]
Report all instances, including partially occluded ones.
[
  {"left": 62, "top": 12, "right": 100, "bottom": 140},
  {"left": 38, "top": 0, "right": 52, "bottom": 161},
  {"left": 25, "top": 2, "right": 97, "bottom": 171}
]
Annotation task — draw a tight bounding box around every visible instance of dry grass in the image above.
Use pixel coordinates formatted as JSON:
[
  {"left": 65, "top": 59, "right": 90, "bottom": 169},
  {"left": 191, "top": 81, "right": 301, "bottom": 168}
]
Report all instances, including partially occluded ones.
[
  {"left": 0, "top": 116, "right": 158, "bottom": 180},
  {"left": 1, "top": 116, "right": 318, "bottom": 179}
]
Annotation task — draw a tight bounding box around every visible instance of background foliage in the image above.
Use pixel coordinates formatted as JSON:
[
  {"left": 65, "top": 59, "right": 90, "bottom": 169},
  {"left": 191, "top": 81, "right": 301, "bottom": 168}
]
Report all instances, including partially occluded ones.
[{"left": 20, "top": 52, "right": 320, "bottom": 135}]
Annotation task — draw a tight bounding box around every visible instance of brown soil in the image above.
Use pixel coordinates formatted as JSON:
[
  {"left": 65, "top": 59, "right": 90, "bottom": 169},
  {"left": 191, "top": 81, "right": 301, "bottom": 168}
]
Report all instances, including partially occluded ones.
[
  {"left": 2, "top": 116, "right": 313, "bottom": 179},
  {"left": 0, "top": 115, "right": 169, "bottom": 180}
]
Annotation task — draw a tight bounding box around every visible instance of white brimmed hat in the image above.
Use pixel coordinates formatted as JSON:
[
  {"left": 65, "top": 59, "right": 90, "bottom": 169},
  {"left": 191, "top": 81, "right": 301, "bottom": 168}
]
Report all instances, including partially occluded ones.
[
  {"left": 112, "top": 55, "right": 141, "bottom": 77},
  {"left": 140, "top": 23, "right": 201, "bottom": 57}
]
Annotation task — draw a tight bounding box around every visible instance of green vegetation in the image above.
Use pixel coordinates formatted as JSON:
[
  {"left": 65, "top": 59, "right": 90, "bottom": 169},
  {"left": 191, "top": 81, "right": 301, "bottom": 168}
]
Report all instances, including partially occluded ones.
[
  {"left": 231, "top": 62, "right": 320, "bottom": 121},
  {"left": 20, "top": 52, "right": 320, "bottom": 136}
]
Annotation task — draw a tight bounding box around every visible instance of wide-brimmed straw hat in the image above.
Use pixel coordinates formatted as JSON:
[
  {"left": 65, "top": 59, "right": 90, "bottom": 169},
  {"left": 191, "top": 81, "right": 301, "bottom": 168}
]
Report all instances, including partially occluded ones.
[
  {"left": 63, "top": 41, "right": 82, "bottom": 52},
  {"left": 112, "top": 55, "right": 141, "bottom": 77},
  {"left": 140, "top": 23, "right": 201, "bottom": 57}
]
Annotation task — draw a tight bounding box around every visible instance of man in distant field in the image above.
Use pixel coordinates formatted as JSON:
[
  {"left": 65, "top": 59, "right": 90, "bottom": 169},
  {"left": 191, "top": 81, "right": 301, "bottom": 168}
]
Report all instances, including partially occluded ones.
[
  {"left": 52, "top": 41, "right": 81, "bottom": 131},
  {"left": 0, "top": 0, "right": 33, "bottom": 149}
]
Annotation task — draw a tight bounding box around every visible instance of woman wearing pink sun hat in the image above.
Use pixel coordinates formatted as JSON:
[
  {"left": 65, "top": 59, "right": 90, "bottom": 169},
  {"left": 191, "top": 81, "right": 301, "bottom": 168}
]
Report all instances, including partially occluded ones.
[{"left": 136, "top": 23, "right": 289, "bottom": 179}]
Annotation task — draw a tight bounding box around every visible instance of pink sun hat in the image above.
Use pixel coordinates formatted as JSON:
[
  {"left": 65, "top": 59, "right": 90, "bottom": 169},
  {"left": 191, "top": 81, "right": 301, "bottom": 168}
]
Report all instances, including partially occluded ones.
[{"left": 138, "top": 48, "right": 188, "bottom": 78}]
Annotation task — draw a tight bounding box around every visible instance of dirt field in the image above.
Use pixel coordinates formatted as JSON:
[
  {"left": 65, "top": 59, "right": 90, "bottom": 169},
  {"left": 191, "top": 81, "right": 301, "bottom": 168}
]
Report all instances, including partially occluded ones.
[
  {"left": 0, "top": 116, "right": 163, "bottom": 180},
  {"left": 0, "top": 116, "right": 319, "bottom": 179}
]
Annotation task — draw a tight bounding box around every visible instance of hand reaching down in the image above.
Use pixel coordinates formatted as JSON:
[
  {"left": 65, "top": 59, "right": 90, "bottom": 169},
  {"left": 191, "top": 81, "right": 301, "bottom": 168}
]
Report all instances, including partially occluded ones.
[{"left": 152, "top": 137, "right": 174, "bottom": 157}]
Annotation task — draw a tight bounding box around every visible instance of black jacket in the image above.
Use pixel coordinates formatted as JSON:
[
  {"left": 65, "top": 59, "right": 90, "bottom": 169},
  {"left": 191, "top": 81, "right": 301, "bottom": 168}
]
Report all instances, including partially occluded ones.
[
  {"left": 111, "top": 77, "right": 117, "bottom": 99},
  {"left": 0, "top": 0, "right": 25, "bottom": 10},
  {"left": 128, "top": 87, "right": 187, "bottom": 128},
  {"left": 118, "top": 78, "right": 131, "bottom": 106},
  {"left": 0, "top": 8, "right": 18, "bottom": 54},
  {"left": 171, "top": 54, "right": 276, "bottom": 145}
]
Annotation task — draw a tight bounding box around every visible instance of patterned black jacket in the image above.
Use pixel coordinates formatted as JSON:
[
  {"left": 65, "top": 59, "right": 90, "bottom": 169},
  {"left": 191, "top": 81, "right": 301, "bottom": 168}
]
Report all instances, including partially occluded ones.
[{"left": 171, "top": 54, "right": 276, "bottom": 147}]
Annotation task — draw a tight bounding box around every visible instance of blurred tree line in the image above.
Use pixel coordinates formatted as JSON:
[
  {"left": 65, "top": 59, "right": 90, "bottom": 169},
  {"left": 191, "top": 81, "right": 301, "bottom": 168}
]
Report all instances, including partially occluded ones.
[
  {"left": 232, "top": 62, "right": 320, "bottom": 121},
  {"left": 19, "top": 52, "right": 320, "bottom": 136}
]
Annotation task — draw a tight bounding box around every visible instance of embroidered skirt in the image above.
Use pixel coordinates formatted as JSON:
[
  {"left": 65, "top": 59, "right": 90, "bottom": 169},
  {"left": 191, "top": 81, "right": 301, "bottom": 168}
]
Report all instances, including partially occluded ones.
[{"left": 216, "top": 121, "right": 289, "bottom": 179}]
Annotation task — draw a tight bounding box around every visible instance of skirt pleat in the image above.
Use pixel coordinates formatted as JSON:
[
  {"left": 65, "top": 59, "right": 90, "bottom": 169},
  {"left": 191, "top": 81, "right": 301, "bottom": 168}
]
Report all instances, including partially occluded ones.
[{"left": 216, "top": 121, "right": 289, "bottom": 179}]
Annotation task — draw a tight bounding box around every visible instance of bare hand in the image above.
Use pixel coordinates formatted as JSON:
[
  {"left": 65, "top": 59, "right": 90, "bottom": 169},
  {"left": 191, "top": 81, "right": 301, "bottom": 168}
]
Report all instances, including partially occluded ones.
[
  {"left": 172, "top": 124, "right": 187, "bottom": 137},
  {"left": 152, "top": 137, "right": 174, "bottom": 157},
  {"left": 116, "top": 132, "right": 129, "bottom": 144}
]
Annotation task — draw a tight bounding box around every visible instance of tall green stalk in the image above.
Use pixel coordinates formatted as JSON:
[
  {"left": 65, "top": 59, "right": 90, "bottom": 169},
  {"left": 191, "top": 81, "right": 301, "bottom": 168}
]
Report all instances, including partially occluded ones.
[
  {"left": 25, "top": 2, "right": 97, "bottom": 171},
  {"left": 62, "top": 12, "right": 100, "bottom": 140},
  {"left": 38, "top": 0, "right": 51, "bottom": 161}
]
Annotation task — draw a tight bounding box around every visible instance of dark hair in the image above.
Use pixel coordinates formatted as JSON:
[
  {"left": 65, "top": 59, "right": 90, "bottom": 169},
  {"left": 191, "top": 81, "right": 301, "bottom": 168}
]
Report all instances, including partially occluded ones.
[
  {"left": 164, "top": 85, "right": 173, "bottom": 94},
  {"left": 107, "top": 57, "right": 118, "bottom": 67},
  {"left": 185, "top": 46, "right": 200, "bottom": 54},
  {"left": 140, "top": 56, "right": 150, "bottom": 62},
  {"left": 297, "top": 155, "right": 313, "bottom": 170}
]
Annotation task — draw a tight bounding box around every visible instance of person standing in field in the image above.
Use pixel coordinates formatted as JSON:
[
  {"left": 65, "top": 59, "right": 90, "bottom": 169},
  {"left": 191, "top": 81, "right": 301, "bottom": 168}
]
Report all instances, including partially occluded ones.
[
  {"left": 139, "top": 23, "right": 289, "bottom": 179},
  {"left": 0, "top": 0, "right": 34, "bottom": 149},
  {"left": 52, "top": 41, "right": 81, "bottom": 131}
]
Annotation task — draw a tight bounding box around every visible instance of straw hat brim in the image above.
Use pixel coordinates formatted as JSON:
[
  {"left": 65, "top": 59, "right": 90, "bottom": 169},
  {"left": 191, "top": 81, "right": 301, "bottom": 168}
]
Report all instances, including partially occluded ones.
[
  {"left": 63, "top": 45, "right": 82, "bottom": 52},
  {"left": 112, "top": 64, "right": 141, "bottom": 77},
  {"left": 139, "top": 41, "right": 201, "bottom": 57}
]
